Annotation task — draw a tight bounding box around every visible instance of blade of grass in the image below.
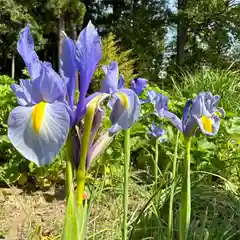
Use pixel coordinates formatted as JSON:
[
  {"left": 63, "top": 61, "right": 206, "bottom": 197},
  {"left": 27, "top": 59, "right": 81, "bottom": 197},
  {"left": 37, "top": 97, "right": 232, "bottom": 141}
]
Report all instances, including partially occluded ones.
[
  {"left": 167, "top": 131, "right": 180, "bottom": 240},
  {"left": 154, "top": 139, "right": 159, "bottom": 192}
]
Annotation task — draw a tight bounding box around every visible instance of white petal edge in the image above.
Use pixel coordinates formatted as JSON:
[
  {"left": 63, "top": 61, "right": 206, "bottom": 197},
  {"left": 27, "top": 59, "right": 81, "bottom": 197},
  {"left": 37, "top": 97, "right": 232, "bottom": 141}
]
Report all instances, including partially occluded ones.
[{"left": 8, "top": 101, "right": 70, "bottom": 165}]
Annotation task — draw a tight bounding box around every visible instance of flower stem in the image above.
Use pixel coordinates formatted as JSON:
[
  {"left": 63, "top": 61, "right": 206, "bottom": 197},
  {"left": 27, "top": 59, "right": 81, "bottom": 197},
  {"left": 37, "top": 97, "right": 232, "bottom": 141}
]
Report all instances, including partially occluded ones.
[
  {"left": 167, "top": 131, "right": 180, "bottom": 240},
  {"left": 123, "top": 128, "right": 130, "bottom": 240},
  {"left": 154, "top": 139, "right": 159, "bottom": 192},
  {"left": 65, "top": 134, "right": 74, "bottom": 202},
  {"left": 76, "top": 104, "right": 96, "bottom": 209},
  {"left": 179, "top": 136, "right": 192, "bottom": 240}
]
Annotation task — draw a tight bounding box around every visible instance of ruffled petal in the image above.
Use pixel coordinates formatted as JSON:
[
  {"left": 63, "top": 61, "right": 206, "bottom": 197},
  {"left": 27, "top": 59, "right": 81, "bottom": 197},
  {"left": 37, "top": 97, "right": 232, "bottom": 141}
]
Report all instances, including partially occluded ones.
[
  {"left": 191, "top": 93, "right": 212, "bottom": 117},
  {"left": 32, "top": 62, "right": 66, "bottom": 103},
  {"left": 101, "top": 61, "right": 119, "bottom": 93},
  {"left": 11, "top": 83, "right": 29, "bottom": 106},
  {"left": 17, "top": 25, "right": 41, "bottom": 80},
  {"left": 109, "top": 88, "right": 140, "bottom": 134},
  {"left": 155, "top": 93, "right": 169, "bottom": 115},
  {"left": 11, "top": 79, "right": 41, "bottom": 106},
  {"left": 217, "top": 107, "right": 226, "bottom": 118},
  {"left": 8, "top": 101, "right": 70, "bottom": 165},
  {"left": 193, "top": 114, "right": 220, "bottom": 136}
]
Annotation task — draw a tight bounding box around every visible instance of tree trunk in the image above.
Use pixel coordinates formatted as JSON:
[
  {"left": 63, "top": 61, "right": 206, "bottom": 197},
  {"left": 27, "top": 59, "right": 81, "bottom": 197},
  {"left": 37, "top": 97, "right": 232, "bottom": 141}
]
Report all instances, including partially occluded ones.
[
  {"left": 11, "top": 54, "right": 15, "bottom": 79},
  {"left": 71, "top": 22, "right": 77, "bottom": 41},
  {"left": 176, "top": 0, "right": 188, "bottom": 66},
  {"left": 57, "top": 15, "right": 65, "bottom": 73}
]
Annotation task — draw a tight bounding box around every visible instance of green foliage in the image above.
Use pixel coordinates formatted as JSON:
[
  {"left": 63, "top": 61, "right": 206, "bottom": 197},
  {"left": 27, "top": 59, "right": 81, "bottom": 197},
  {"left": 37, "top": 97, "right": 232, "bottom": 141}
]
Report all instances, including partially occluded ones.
[
  {"left": 168, "top": 0, "right": 240, "bottom": 70},
  {"left": 87, "top": 69, "right": 240, "bottom": 239},
  {"left": 0, "top": 75, "right": 17, "bottom": 158},
  {"left": 114, "top": 0, "right": 166, "bottom": 81},
  {"left": 90, "top": 33, "right": 137, "bottom": 91},
  {"left": 62, "top": 184, "right": 81, "bottom": 240},
  {"left": 171, "top": 68, "right": 240, "bottom": 114},
  {"left": 0, "top": 0, "right": 45, "bottom": 57}
]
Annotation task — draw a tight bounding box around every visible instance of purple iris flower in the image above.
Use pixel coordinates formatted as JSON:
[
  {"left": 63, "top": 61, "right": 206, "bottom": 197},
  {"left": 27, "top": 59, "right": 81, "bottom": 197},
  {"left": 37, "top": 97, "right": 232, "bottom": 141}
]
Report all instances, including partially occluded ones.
[
  {"left": 60, "top": 26, "right": 147, "bottom": 168},
  {"left": 150, "top": 91, "right": 225, "bottom": 137},
  {"left": 117, "top": 74, "right": 147, "bottom": 104},
  {"left": 8, "top": 21, "right": 147, "bottom": 169},
  {"left": 100, "top": 61, "right": 147, "bottom": 134},
  {"left": 8, "top": 25, "right": 70, "bottom": 166},
  {"left": 60, "top": 21, "right": 102, "bottom": 126},
  {"left": 148, "top": 122, "right": 168, "bottom": 142},
  {"left": 60, "top": 22, "right": 113, "bottom": 169},
  {"left": 131, "top": 78, "right": 147, "bottom": 96}
]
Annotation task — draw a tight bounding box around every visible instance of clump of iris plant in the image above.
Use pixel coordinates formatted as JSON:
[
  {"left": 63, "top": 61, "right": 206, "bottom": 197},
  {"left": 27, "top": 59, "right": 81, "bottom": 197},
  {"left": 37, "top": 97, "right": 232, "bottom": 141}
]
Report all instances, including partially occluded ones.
[
  {"left": 8, "top": 22, "right": 147, "bottom": 239},
  {"left": 148, "top": 90, "right": 225, "bottom": 240}
]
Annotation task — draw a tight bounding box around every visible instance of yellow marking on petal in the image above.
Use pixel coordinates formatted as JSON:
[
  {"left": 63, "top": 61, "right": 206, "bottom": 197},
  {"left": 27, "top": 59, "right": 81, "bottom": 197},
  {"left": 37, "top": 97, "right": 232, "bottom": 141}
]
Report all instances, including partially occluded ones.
[
  {"left": 117, "top": 92, "right": 129, "bottom": 109},
  {"left": 32, "top": 102, "right": 47, "bottom": 134},
  {"left": 201, "top": 116, "right": 213, "bottom": 133}
]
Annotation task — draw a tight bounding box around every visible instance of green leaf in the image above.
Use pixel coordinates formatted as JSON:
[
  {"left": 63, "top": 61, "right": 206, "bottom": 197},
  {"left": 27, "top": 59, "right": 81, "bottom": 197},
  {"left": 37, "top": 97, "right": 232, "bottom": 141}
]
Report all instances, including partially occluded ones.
[
  {"left": 0, "top": 135, "right": 9, "bottom": 143},
  {"left": 197, "top": 138, "right": 215, "bottom": 152},
  {"left": 62, "top": 186, "right": 80, "bottom": 240}
]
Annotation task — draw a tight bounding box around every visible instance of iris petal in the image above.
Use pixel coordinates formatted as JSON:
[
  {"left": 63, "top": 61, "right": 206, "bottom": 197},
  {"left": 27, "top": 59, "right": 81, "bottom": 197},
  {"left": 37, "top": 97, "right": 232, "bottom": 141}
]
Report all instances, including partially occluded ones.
[
  {"left": 162, "top": 110, "right": 183, "bottom": 132},
  {"left": 131, "top": 78, "right": 147, "bottom": 96},
  {"left": 147, "top": 90, "right": 157, "bottom": 103},
  {"left": 87, "top": 106, "right": 106, "bottom": 164},
  {"left": 32, "top": 62, "right": 66, "bottom": 103},
  {"left": 11, "top": 79, "right": 42, "bottom": 106},
  {"left": 217, "top": 107, "right": 226, "bottom": 118},
  {"left": 74, "top": 92, "right": 101, "bottom": 124},
  {"left": 150, "top": 122, "right": 168, "bottom": 142},
  {"left": 17, "top": 25, "right": 41, "bottom": 80},
  {"left": 87, "top": 131, "right": 114, "bottom": 169},
  {"left": 11, "top": 83, "right": 29, "bottom": 106},
  {"left": 8, "top": 101, "right": 70, "bottom": 165},
  {"left": 155, "top": 93, "right": 169, "bottom": 115},
  {"left": 109, "top": 88, "right": 140, "bottom": 134},
  {"left": 75, "top": 21, "right": 102, "bottom": 122},
  {"left": 193, "top": 114, "right": 220, "bottom": 136},
  {"left": 118, "top": 74, "right": 125, "bottom": 89},
  {"left": 60, "top": 36, "right": 77, "bottom": 108},
  {"left": 90, "top": 107, "right": 105, "bottom": 139},
  {"left": 101, "top": 61, "right": 119, "bottom": 93},
  {"left": 182, "top": 99, "right": 198, "bottom": 136}
]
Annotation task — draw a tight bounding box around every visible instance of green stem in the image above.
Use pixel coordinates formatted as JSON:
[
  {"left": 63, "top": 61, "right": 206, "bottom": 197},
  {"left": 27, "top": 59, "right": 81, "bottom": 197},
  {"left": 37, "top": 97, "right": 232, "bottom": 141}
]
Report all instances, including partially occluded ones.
[
  {"left": 76, "top": 103, "right": 96, "bottom": 209},
  {"left": 167, "top": 131, "right": 180, "bottom": 240},
  {"left": 154, "top": 139, "right": 159, "bottom": 192},
  {"left": 123, "top": 128, "right": 131, "bottom": 240},
  {"left": 179, "top": 136, "right": 192, "bottom": 240},
  {"left": 65, "top": 134, "right": 74, "bottom": 202}
]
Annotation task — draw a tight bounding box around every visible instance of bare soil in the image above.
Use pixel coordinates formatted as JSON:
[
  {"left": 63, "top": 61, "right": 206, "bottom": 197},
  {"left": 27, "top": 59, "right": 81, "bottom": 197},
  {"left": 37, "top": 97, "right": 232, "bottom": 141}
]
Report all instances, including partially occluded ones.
[{"left": 0, "top": 186, "right": 65, "bottom": 240}]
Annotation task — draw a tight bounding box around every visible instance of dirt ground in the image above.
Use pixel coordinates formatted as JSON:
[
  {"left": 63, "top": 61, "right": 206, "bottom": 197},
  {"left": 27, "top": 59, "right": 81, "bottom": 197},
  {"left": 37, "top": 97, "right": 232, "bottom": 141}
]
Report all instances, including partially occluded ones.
[
  {"left": 0, "top": 179, "right": 146, "bottom": 240},
  {"left": 0, "top": 185, "right": 65, "bottom": 240}
]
